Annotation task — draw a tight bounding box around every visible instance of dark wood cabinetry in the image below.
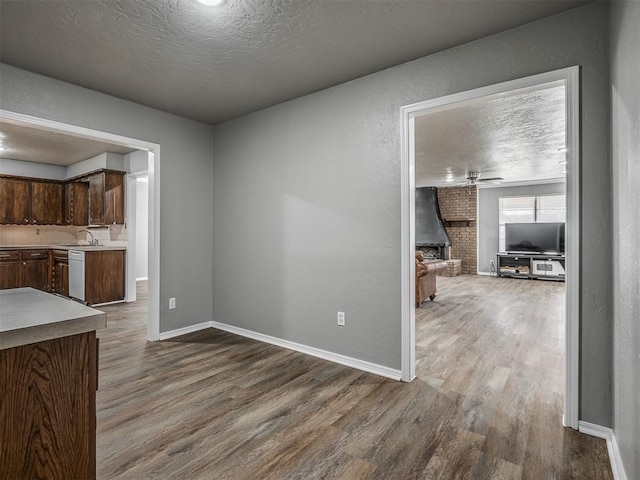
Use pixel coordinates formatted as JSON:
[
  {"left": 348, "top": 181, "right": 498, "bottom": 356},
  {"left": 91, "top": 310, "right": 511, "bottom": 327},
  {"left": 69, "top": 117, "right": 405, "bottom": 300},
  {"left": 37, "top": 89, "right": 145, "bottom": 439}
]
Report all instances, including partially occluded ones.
[
  {"left": 85, "top": 250, "right": 125, "bottom": 304},
  {"left": 0, "top": 251, "right": 21, "bottom": 289},
  {"left": 52, "top": 250, "right": 69, "bottom": 297},
  {"left": 0, "top": 249, "right": 51, "bottom": 291},
  {"left": 87, "top": 170, "right": 125, "bottom": 226},
  {"left": 0, "top": 331, "right": 98, "bottom": 480},
  {"left": 31, "top": 181, "right": 63, "bottom": 224},
  {"left": 0, "top": 176, "right": 63, "bottom": 225},
  {"left": 88, "top": 174, "right": 105, "bottom": 225},
  {"left": 1, "top": 169, "right": 124, "bottom": 226},
  {"left": 0, "top": 177, "right": 30, "bottom": 224},
  {"left": 1, "top": 247, "right": 125, "bottom": 302},
  {"left": 22, "top": 250, "right": 51, "bottom": 291},
  {"left": 64, "top": 181, "right": 89, "bottom": 225}
]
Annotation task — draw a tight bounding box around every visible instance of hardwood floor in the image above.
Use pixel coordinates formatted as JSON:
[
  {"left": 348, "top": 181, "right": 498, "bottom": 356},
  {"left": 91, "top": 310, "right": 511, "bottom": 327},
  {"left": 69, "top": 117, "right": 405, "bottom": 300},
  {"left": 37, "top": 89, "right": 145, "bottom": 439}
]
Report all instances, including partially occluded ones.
[{"left": 96, "top": 277, "right": 613, "bottom": 479}]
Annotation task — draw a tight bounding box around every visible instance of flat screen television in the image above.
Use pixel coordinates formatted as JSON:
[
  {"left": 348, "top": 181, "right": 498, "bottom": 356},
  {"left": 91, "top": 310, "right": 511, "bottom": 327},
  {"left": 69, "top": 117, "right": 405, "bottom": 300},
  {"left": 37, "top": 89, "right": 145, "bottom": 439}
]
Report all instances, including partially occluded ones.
[{"left": 505, "top": 222, "right": 565, "bottom": 255}]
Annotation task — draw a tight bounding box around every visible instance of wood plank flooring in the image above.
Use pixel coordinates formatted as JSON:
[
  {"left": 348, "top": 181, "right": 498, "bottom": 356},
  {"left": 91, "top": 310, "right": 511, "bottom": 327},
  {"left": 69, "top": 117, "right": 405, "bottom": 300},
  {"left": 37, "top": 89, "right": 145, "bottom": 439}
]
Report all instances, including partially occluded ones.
[{"left": 95, "top": 277, "right": 613, "bottom": 479}]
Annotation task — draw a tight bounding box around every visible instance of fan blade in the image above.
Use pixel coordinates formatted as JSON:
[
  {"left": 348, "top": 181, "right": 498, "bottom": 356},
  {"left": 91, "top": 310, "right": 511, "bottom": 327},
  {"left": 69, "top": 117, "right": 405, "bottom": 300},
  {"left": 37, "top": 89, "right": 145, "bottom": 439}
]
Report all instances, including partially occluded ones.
[{"left": 478, "top": 177, "right": 504, "bottom": 183}]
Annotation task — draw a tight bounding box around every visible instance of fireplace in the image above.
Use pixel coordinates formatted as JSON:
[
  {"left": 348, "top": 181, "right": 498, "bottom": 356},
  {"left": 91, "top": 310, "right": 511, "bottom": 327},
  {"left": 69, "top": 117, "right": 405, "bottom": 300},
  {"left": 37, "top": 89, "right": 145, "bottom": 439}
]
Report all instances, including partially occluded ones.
[
  {"left": 417, "top": 246, "right": 451, "bottom": 261},
  {"left": 415, "top": 187, "right": 452, "bottom": 260}
]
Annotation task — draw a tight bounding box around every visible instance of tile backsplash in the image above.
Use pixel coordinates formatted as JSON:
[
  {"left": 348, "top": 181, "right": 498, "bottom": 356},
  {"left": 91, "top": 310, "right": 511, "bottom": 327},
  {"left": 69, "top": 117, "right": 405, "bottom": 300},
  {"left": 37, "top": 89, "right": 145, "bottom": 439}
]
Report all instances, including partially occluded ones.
[{"left": 0, "top": 225, "right": 127, "bottom": 246}]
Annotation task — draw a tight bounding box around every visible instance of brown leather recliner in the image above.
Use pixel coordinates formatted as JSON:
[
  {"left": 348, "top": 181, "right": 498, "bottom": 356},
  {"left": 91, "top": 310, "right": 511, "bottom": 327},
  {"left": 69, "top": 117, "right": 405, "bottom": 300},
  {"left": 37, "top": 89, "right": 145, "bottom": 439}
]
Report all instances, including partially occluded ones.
[{"left": 415, "top": 252, "right": 448, "bottom": 306}]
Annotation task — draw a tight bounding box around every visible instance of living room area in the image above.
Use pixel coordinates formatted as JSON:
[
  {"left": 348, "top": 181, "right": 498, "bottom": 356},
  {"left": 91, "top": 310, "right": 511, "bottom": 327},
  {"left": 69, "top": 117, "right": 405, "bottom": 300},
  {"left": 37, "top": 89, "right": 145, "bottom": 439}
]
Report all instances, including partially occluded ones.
[{"left": 408, "top": 74, "right": 589, "bottom": 475}]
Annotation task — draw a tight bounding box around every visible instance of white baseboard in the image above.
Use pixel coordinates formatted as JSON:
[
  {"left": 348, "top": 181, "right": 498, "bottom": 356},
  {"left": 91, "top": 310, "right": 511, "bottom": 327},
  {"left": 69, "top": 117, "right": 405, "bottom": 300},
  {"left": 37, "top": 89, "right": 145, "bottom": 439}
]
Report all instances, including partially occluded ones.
[
  {"left": 156, "top": 321, "right": 213, "bottom": 341},
  {"left": 211, "top": 321, "right": 403, "bottom": 381},
  {"left": 136, "top": 276, "right": 148, "bottom": 281},
  {"left": 579, "top": 421, "right": 628, "bottom": 480}
]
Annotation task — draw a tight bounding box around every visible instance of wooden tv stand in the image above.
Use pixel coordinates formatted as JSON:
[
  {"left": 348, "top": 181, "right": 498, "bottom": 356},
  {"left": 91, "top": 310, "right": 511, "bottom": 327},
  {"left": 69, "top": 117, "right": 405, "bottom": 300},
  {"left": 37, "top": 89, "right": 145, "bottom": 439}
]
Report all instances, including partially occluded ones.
[{"left": 497, "top": 253, "right": 565, "bottom": 282}]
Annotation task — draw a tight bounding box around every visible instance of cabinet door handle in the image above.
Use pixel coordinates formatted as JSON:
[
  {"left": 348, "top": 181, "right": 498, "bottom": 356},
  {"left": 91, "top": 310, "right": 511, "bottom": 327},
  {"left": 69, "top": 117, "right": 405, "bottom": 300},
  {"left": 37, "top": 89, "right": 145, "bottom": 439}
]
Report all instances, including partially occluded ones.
[
  {"left": 24, "top": 218, "right": 28, "bottom": 223},
  {"left": 0, "top": 254, "right": 11, "bottom": 258},
  {"left": 30, "top": 253, "right": 41, "bottom": 257}
]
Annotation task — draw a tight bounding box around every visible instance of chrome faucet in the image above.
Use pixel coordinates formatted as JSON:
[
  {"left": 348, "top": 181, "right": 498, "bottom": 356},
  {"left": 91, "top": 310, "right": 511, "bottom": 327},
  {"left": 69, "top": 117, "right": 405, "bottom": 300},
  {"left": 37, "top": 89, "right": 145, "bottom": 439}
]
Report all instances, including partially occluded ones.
[{"left": 77, "top": 229, "right": 98, "bottom": 246}]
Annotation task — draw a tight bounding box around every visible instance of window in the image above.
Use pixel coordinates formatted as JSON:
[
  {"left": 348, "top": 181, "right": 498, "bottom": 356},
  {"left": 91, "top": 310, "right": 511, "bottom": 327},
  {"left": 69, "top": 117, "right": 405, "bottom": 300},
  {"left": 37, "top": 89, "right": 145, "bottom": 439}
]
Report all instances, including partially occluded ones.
[{"left": 499, "top": 194, "right": 566, "bottom": 251}]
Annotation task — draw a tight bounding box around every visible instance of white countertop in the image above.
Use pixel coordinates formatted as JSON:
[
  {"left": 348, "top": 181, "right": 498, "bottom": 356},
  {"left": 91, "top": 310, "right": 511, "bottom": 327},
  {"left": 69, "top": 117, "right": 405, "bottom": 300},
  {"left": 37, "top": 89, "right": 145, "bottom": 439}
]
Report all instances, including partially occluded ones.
[
  {"left": 0, "top": 244, "right": 127, "bottom": 251},
  {"left": 0, "top": 288, "right": 106, "bottom": 350}
]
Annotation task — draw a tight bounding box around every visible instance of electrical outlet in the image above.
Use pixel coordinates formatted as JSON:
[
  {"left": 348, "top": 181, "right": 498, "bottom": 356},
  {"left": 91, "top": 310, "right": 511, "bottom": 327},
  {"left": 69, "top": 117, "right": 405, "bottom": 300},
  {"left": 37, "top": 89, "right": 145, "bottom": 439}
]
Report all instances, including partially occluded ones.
[
  {"left": 169, "top": 297, "right": 176, "bottom": 309},
  {"left": 337, "top": 311, "right": 346, "bottom": 327}
]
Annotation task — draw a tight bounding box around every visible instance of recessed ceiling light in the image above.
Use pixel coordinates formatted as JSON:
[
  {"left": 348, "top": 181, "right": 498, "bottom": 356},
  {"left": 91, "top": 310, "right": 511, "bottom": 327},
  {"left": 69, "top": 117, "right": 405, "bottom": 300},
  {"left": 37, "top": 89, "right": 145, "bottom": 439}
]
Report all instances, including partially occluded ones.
[{"left": 196, "top": 0, "right": 225, "bottom": 6}]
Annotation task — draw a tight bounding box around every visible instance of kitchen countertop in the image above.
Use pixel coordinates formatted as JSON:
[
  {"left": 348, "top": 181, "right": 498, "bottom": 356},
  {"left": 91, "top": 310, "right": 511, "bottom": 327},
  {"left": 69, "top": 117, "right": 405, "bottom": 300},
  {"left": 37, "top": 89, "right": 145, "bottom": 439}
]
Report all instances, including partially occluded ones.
[
  {"left": 0, "top": 244, "right": 127, "bottom": 251},
  {"left": 0, "top": 287, "right": 106, "bottom": 350}
]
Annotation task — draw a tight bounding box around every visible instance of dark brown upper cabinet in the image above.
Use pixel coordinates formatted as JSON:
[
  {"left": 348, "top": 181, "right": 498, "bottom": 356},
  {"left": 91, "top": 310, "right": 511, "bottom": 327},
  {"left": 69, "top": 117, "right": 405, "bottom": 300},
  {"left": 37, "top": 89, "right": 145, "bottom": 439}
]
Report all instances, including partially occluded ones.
[
  {"left": 64, "top": 181, "right": 89, "bottom": 226},
  {"left": 1, "top": 169, "right": 124, "bottom": 226},
  {"left": 0, "top": 177, "right": 31, "bottom": 224},
  {"left": 0, "top": 176, "right": 63, "bottom": 225},
  {"left": 87, "top": 170, "right": 125, "bottom": 226},
  {"left": 31, "top": 181, "right": 64, "bottom": 225}
]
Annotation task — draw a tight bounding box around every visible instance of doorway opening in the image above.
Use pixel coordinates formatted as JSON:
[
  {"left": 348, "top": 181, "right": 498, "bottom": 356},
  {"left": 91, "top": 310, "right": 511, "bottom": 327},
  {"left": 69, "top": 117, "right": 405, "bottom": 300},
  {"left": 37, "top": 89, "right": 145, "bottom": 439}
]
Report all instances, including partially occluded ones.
[
  {"left": 400, "top": 67, "right": 580, "bottom": 428},
  {"left": 0, "top": 109, "right": 162, "bottom": 341}
]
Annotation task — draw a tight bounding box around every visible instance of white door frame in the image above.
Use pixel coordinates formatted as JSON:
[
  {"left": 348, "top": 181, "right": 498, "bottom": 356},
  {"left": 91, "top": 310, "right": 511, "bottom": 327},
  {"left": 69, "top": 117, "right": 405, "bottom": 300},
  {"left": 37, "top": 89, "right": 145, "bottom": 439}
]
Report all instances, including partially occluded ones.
[
  {"left": 125, "top": 170, "right": 150, "bottom": 303},
  {"left": 399, "top": 66, "right": 580, "bottom": 429},
  {"left": 0, "top": 109, "right": 162, "bottom": 342}
]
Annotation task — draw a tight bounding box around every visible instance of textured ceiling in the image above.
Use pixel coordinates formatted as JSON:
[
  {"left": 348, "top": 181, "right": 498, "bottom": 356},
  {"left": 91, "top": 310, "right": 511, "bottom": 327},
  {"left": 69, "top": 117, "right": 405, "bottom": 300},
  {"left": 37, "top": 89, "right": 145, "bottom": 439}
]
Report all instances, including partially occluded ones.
[
  {"left": 415, "top": 84, "right": 566, "bottom": 187},
  {"left": 0, "top": 0, "right": 590, "bottom": 125},
  {"left": 0, "top": 121, "right": 137, "bottom": 165}
]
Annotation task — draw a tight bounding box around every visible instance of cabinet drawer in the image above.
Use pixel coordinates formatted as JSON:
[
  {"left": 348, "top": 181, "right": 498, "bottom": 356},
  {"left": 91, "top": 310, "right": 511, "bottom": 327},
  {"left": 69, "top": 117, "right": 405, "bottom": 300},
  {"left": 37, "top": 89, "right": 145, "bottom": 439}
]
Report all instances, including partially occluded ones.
[
  {"left": 21, "top": 250, "right": 50, "bottom": 260},
  {"left": 52, "top": 250, "right": 68, "bottom": 262},
  {"left": 0, "top": 251, "right": 20, "bottom": 262}
]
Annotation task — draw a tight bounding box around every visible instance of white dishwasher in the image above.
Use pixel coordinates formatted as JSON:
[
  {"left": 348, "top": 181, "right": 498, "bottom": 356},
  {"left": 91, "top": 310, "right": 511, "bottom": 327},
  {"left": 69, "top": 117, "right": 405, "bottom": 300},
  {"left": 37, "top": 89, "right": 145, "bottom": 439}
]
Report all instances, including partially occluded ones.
[{"left": 68, "top": 250, "right": 86, "bottom": 302}]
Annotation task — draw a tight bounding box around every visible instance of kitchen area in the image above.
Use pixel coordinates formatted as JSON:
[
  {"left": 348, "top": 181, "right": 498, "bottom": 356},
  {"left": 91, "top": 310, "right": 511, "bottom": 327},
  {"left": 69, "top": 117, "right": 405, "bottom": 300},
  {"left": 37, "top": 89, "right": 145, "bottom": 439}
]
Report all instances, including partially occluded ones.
[
  {"left": 0, "top": 121, "right": 150, "bottom": 478},
  {"left": 0, "top": 167, "right": 128, "bottom": 305}
]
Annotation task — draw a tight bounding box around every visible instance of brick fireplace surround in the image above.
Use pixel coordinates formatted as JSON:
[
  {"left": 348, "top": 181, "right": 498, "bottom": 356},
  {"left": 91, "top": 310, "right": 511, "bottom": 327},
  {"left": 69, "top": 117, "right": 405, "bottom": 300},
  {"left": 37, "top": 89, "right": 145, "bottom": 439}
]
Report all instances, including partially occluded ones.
[{"left": 436, "top": 185, "right": 478, "bottom": 275}]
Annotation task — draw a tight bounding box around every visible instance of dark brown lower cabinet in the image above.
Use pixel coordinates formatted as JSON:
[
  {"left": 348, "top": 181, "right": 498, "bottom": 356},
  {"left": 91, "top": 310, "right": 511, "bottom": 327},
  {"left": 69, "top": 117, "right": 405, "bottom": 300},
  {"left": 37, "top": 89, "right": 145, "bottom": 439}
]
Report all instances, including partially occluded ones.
[
  {"left": 22, "top": 258, "right": 50, "bottom": 291},
  {"left": 85, "top": 250, "right": 125, "bottom": 305},
  {"left": 0, "top": 251, "right": 21, "bottom": 289},
  {"left": 0, "top": 249, "right": 50, "bottom": 291},
  {"left": 52, "top": 250, "right": 69, "bottom": 297},
  {"left": 0, "top": 332, "right": 98, "bottom": 480}
]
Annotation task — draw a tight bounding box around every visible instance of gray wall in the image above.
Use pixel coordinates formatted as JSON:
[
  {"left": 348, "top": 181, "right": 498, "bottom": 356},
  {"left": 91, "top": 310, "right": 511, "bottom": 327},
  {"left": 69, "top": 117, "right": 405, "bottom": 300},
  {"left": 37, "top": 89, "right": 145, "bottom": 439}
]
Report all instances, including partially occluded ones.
[
  {"left": 0, "top": 63, "right": 215, "bottom": 334},
  {"left": 0, "top": 157, "right": 67, "bottom": 180},
  {"left": 477, "top": 182, "right": 566, "bottom": 273},
  {"left": 610, "top": 1, "right": 640, "bottom": 477},
  {"left": 213, "top": 3, "right": 612, "bottom": 424}
]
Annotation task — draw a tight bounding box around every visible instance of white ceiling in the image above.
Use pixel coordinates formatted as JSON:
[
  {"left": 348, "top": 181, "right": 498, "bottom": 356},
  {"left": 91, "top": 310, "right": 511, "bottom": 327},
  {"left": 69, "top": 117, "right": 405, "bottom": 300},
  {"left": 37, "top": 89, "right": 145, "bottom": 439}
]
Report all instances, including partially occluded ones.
[
  {"left": 415, "top": 84, "right": 566, "bottom": 187},
  {"left": 0, "top": 121, "right": 137, "bottom": 166},
  {"left": 0, "top": 0, "right": 591, "bottom": 125}
]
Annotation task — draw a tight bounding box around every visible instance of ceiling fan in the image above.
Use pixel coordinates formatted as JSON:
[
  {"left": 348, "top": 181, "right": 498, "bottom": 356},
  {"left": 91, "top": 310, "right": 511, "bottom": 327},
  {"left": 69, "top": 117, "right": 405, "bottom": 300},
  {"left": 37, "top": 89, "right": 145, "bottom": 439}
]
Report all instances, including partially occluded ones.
[{"left": 457, "top": 171, "right": 504, "bottom": 186}]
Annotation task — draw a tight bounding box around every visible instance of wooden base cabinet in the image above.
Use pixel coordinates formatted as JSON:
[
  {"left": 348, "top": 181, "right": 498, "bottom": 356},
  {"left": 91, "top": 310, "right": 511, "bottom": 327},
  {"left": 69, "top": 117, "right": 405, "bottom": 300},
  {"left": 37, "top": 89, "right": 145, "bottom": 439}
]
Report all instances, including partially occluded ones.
[
  {"left": 0, "top": 249, "right": 51, "bottom": 291},
  {"left": 85, "top": 250, "right": 125, "bottom": 305},
  {"left": 0, "top": 332, "right": 98, "bottom": 479},
  {"left": 21, "top": 249, "right": 51, "bottom": 292},
  {"left": 0, "top": 250, "right": 21, "bottom": 289},
  {"left": 52, "top": 250, "right": 70, "bottom": 297}
]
